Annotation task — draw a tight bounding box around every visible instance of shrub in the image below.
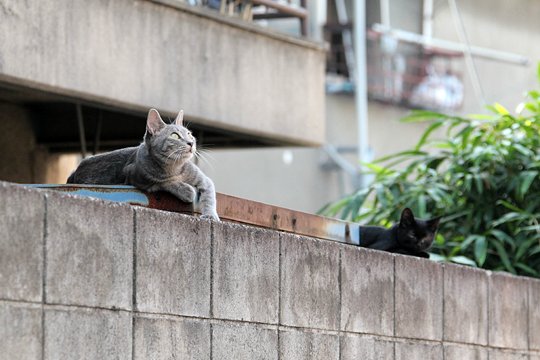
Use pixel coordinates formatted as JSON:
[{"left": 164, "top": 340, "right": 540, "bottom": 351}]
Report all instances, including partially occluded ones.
[{"left": 323, "top": 68, "right": 540, "bottom": 277}]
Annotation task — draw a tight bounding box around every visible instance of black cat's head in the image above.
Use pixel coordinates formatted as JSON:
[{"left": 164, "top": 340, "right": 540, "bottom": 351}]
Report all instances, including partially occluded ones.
[{"left": 395, "top": 208, "right": 441, "bottom": 252}]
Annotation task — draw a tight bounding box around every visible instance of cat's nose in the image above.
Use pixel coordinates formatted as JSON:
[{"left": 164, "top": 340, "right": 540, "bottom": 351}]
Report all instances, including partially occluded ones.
[{"left": 186, "top": 141, "right": 193, "bottom": 147}]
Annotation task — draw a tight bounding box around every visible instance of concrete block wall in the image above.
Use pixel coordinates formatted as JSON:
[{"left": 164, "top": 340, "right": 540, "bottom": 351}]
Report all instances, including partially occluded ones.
[{"left": 1, "top": 181, "right": 539, "bottom": 359}]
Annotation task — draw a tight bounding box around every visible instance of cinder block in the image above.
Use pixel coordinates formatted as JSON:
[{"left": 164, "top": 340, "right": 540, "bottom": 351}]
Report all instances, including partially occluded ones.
[
  {"left": 443, "top": 263, "right": 488, "bottom": 345},
  {"left": 213, "top": 222, "right": 279, "bottom": 323},
  {"left": 340, "top": 334, "right": 394, "bottom": 360},
  {"left": 212, "top": 323, "right": 278, "bottom": 360},
  {"left": 395, "top": 341, "right": 442, "bottom": 360},
  {"left": 443, "top": 344, "right": 487, "bottom": 360},
  {"left": 279, "top": 329, "right": 338, "bottom": 360},
  {"left": 488, "top": 349, "right": 529, "bottom": 360},
  {"left": 341, "top": 246, "right": 393, "bottom": 335},
  {"left": 394, "top": 255, "right": 443, "bottom": 340},
  {"left": 529, "top": 278, "right": 540, "bottom": 350},
  {"left": 44, "top": 307, "right": 131, "bottom": 360},
  {"left": 134, "top": 315, "right": 210, "bottom": 360},
  {"left": 0, "top": 183, "right": 44, "bottom": 302},
  {"left": 488, "top": 272, "right": 528, "bottom": 349},
  {"left": 136, "top": 209, "right": 210, "bottom": 317},
  {"left": 280, "top": 234, "right": 339, "bottom": 330},
  {"left": 0, "top": 302, "right": 42, "bottom": 360},
  {"left": 46, "top": 194, "right": 133, "bottom": 310}
]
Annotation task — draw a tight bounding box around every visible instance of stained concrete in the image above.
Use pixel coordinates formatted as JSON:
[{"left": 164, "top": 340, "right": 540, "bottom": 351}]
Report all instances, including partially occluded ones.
[
  {"left": 46, "top": 194, "right": 133, "bottom": 310},
  {"left": 0, "top": 182, "right": 538, "bottom": 359},
  {"left": 134, "top": 315, "right": 210, "bottom": 360},
  {"left": 443, "top": 263, "right": 488, "bottom": 345},
  {"left": 488, "top": 272, "right": 529, "bottom": 349},
  {"left": 341, "top": 246, "right": 394, "bottom": 335},
  {"left": 444, "top": 344, "right": 488, "bottom": 360},
  {"left": 280, "top": 234, "right": 340, "bottom": 330},
  {"left": 212, "top": 323, "right": 278, "bottom": 360},
  {"left": 394, "top": 341, "right": 443, "bottom": 360},
  {"left": 213, "top": 222, "right": 279, "bottom": 323},
  {"left": 0, "top": 183, "right": 44, "bottom": 302},
  {"left": 340, "top": 335, "right": 394, "bottom": 360},
  {"left": 279, "top": 329, "right": 339, "bottom": 360},
  {"left": 135, "top": 208, "right": 211, "bottom": 317},
  {"left": 0, "top": 302, "right": 42, "bottom": 360},
  {"left": 0, "top": 0, "right": 325, "bottom": 145},
  {"left": 44, "top": 308, "right": 131, "bottom": 360},
  {"left": 394, "top": 255, "right": 443, "bottom": 341}
]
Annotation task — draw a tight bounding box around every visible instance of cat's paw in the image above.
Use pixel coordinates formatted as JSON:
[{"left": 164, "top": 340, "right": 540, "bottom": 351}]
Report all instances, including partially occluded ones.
[
  {"left": 200, "top": 212, "right": 220, "bottom": 221},
  {"left": 177, "top": 185, "right": 197, "bottom": 203}
]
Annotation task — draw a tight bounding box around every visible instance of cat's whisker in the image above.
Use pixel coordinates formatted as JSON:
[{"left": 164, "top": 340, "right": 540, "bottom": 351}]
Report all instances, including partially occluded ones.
[{"left": 194, "top": 151, "right": 215, "bottom": 170}]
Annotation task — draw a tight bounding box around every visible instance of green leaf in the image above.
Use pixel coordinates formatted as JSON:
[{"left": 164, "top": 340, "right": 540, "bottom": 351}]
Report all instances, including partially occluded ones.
[
  {"left": 450, "top": 256, "right": 477, "bottom": 267},
  {"left": 493, "top": 102, "right": 510, "bottom": 115},
  {"left": 474, "top": 235, "right": 488, "bottom": 266},
  {"left": 496, "top": 200, "right": 524, "bottom": 213},
  {"left": 414, "top": 121, "right": 444, "bottom": 151},
  {"left": 401, "top": 110, "right": 449, "bottom": 123},
  {"left": 491, "top": 240, "right": 516, "bottom": 274},
  {"left": 515, "top": 263, "right": 539, "bottom": 276},
  {"left": 518, "top": 170, "right": 538, "bottom": 198},
  {"left": 489, "top": 229, "right": 516, "bottom": 248}
]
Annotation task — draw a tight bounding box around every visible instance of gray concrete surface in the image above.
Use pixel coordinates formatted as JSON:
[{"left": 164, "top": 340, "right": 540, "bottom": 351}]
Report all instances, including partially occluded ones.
[
  {"left": 488, "top": 350, "right": 530, "bottom": 360},
  {"left": 340, "top": 335, "right": 394, "bottom": 360},
  {"left": 488, "top": 272, "right": 529, "bottom": 349},
  {"left": 443, "top": 263, "right": 488, "bottom": 345},
  {"left": 134, "top": 315, "right": 210, "bottom": 360},
  {"left": 212, "top": 323, "right": 278, "bottom": 360},
  {"left": 444, "top": 344, "right": 488, "bottom": 360},
  {"left": 0, "top": 183, "right": 44, "bottom": 302},
  {"left": 394, "top": 341, "right": 443, "bottom": 360},
  {"left": 213, "top": 222, "right": 279, "bottom": 323},
  {"left": 279, "top": 329, "right": 339, "bottom": 360},
  {"left": 136, "top": 208, "right": 211, "bottom": 317},
  {"left": 280, "top": 234, "right": 340, "bottom": 330},
  {"left": 44, "top": 308, "right": 132, "bottom": 360},
  {"left": 341, "top": 246, "right": 394, "bottom": 335},
  {"left": 0, "top": 182, "right": 539, "bottom": 359},
  {"left": 394, "top": 255, "right": 443, "bottom": 341},
  {"left": 529, "top": 278, "right": 540, "bottom": 351},
  {"left": 0, "top": 0, "right": 325, "bottom": 145},
  {"left": 46, "top": 194, "right": 133, "bottom": 310},
  {"left": 0, "top": 302, "right": 42, "bottom": 360}
]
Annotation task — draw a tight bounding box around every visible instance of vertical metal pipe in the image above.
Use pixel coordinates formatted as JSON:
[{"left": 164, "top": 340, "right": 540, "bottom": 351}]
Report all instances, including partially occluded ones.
[
  {"left": 76, "top": 103, "right": 87, "bottom": 159},
  {"left": 423, "top": 0, "right": 433, "bottom": 39},
  {"left": 380, "top": 0, "right": 390, "bottom": 27},
  {"left": 354, "top": 0, "right": 369, "bottom": 189}
]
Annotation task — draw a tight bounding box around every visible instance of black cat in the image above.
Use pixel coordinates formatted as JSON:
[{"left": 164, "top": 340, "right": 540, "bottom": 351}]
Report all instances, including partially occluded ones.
[{"left": 360, "top": 208, "right": 441, "bottom": 258}]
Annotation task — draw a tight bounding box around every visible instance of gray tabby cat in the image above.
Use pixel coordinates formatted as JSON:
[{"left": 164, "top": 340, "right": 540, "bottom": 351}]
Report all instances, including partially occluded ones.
[{"left": 67, "top": 108, "right": 220, "bottom": 220}]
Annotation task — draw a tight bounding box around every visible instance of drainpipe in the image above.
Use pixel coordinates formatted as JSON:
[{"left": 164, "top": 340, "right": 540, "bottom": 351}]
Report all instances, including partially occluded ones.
[{"left": 354, "top": 0, "right": 369, "bottom": 189}]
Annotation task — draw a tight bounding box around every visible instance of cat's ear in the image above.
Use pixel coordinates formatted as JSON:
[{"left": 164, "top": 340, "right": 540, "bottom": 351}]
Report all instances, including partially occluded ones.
[
  {"left": 399, "top": 208, "right": 415, "bottom": 228},
  {"left": 427, "top": 216, "right": 442, "bottom": 231},
  {"left": 146, "top": 108, "right": 166, "bottom": 135},
  {"left": 174, "top": 110, "right": 184, "bottom": 126}
]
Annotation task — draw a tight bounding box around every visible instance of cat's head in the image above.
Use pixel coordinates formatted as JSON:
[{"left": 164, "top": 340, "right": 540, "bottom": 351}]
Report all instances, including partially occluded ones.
[
  {"left": 396, "top": 208, "right": 441, "bottom": 252},
  {"left": 143, "top": 108, "right": 196, "bottom": 163}
]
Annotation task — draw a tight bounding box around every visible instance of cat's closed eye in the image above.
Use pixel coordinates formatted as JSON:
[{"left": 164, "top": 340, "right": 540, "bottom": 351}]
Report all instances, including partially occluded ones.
[{"left": 170, "top": 132, "right": 181, "bottom": 140}]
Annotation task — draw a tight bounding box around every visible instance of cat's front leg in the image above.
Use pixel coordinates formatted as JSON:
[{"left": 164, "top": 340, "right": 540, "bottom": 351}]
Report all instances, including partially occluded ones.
[{"left": 159, "top": 182, "right": 197, "bottom": 203}]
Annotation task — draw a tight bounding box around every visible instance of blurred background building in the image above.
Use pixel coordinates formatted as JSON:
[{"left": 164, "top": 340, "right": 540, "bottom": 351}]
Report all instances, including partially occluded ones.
[{"left": 0, "top": 0, "right": 537, "bottom": 213}]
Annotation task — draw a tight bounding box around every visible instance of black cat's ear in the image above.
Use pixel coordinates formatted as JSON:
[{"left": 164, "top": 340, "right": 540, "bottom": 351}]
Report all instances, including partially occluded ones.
[
  {"left": 428, "top": 216, "right": 442, "bottom": 231},
  {"left": 399, "top": 208, "right": 415, "bottom": 228},
  {"left": 146, "top": 109, "right": 166, "bottom": 135},
  {"left": 174, "top": 110, "right": 184, "bottom": 126}
]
